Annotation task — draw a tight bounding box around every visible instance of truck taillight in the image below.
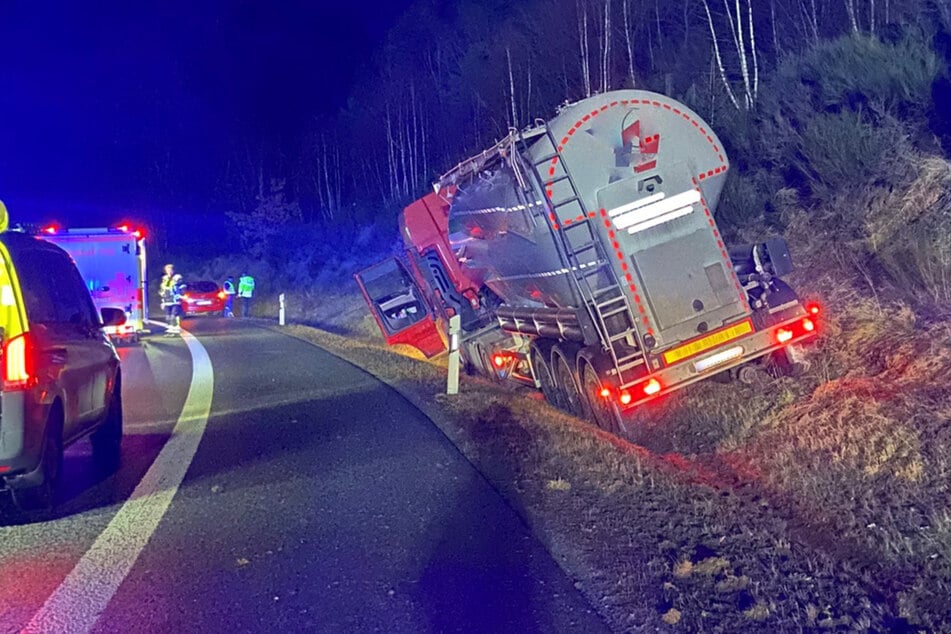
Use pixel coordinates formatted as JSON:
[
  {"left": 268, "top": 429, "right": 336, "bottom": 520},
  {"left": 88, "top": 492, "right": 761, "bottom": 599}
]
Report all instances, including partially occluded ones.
[
  {"left": 776, "top": 328, "right": 794, "bottom": 344},
  {"left": 3, "top": 333, "right": 34, "bottom": 391},
  {"left": 802, "top": 317, "right": 815, "bottom": 332},
  {"left": 806, "top": 302, "right": 820, "bottom": 316},
  {"left": 642, "top": 378, "right": 661, "bottom": 396}
]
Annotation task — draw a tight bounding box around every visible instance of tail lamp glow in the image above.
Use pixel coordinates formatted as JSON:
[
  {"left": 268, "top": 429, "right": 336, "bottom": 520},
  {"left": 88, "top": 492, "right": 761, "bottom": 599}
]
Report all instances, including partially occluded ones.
[
  {"left": 492, "top": 351, "right": 516, "bottom": 369},
  {"left": 776, "top": 313, "right": 819, "bottom": 345},
  {"left": 615, "top": 377, "right": 662, "bottom": 408},
  {"left": 3, "top": 333, "right": 34, "bottom": 390}
]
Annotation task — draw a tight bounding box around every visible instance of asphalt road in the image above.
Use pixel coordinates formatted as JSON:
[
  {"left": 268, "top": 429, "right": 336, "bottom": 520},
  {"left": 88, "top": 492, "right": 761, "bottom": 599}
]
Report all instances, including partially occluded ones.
[{"left": 0, "top": 318, "right": 606, "bottom": 633}]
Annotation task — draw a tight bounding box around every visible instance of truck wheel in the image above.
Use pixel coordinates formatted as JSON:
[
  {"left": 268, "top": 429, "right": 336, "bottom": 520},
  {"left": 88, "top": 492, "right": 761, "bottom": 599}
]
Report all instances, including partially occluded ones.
[
  {"left": 92, "top": 378, "right": 123, "bottom": 471},
  {"left": 581, "top": 362, "right": 622, "bottom": 435},
  {"left": 552, "top": 345, "right": 585, "bottom": 418},
  {"left": 530, "top": 342, "right": 564, "bottom": 410},
  {"left": 12, "top": 413, "right": 64, "bottom": 512}
]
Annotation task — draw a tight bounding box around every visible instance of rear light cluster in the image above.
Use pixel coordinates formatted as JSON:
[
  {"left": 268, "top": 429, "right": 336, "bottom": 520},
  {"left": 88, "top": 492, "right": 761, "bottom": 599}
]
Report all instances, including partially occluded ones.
[
  {"left": 491, "top": 351, "right": 516, "bottom": 368},
  {"left": 775, "top": 314, "right": 817, "bottom": 345},
  {"left": 3, "top": 333, "right": 34, "bottom": 391},
  {"left": 600, "top": 377, "right": 662, "bottom": 408},
  {"left": 218, "top": 291, "right": 227, "bottom": 300}
]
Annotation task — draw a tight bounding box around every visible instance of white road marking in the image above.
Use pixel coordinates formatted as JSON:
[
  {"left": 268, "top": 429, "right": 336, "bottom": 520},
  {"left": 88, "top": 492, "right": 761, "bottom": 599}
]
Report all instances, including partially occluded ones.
[{"left": 22, "top": 327, "right": 214, "bottom": 634}]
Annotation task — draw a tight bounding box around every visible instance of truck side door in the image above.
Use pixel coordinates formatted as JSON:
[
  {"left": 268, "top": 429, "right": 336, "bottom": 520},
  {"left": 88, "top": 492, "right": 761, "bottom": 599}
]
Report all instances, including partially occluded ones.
[{"left": 355, "top": 258, "right": 446, "bottom": 358}]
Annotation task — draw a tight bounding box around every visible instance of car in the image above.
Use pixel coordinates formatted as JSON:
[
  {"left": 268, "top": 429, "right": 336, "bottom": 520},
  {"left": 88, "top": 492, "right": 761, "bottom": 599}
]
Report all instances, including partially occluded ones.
[
  {"left": 0, "top": 206, "right": 126, "bottom": 512},
  {"left": 181, "top": 280, "right": 226, "bottom": 316}
]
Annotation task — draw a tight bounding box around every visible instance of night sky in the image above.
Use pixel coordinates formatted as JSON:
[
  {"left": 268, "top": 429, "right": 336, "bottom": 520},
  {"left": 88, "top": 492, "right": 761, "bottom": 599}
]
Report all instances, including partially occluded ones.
[{"left": 0, "top": 1, "right": 411, "bottom": 226}]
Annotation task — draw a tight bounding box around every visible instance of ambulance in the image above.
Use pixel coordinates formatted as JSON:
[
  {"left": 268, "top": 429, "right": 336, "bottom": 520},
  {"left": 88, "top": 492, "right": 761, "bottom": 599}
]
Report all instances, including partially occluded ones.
[{"left": 42, "top": 225, "right": 148, "bottom": 343}]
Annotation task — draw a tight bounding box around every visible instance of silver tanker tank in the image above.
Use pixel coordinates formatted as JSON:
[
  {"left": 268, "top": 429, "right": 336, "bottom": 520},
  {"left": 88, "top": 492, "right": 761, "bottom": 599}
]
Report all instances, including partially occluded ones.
[{"left": 444, "top": 89, "right": 738, "bottom": 350}]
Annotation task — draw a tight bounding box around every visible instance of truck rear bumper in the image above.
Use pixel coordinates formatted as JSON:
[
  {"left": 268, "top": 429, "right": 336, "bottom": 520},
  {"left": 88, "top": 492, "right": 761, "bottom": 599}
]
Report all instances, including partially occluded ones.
[{"left": 619, "top": 310, "right": 817, "bottom": 410}]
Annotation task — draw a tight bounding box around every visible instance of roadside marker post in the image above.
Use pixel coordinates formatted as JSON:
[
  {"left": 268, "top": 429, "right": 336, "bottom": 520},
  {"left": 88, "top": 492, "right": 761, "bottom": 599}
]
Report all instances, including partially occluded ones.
[
  {"left": 447, "top": 314, "right": 461, "bottom": 395},
  {"left": 279, "top": 293, "right": 286, "bottom": 326}
]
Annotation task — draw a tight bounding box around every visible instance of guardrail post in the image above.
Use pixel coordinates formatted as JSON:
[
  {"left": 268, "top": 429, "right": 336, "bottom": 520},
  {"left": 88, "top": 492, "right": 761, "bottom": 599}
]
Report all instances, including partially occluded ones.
[
  {"left": 279, "top": 293, "right": 286, "bottom": 326},
  {"left": 447, "top": 314, "right": 461, "bottom": 395}
]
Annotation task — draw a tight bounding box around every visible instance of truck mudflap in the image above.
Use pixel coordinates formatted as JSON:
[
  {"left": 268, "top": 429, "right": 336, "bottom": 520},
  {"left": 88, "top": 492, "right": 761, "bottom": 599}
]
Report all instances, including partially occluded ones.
[
  {"left": 610, "top": 306, "right": 818, "bottom": 411},
  {"left": 355, "top": 257, "right": 447, "bottom": 358}
]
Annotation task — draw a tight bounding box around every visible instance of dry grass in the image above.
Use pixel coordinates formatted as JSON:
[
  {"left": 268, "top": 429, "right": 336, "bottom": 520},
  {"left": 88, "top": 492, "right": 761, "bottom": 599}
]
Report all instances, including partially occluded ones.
[{"left": 267, "top": 155, "right": 951, "bottom": 631}]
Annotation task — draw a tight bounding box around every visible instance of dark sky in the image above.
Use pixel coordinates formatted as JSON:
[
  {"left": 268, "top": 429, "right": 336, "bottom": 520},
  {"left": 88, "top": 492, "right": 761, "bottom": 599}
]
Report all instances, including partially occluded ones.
[{"left": 0, "top": 0, "right": 411, "bottom": 225}]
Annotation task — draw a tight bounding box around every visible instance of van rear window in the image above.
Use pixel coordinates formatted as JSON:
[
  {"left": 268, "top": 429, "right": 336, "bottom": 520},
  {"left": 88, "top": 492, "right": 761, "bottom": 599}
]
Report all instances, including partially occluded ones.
[{"left": 14, "top": 249, "right": 97, "bottom": 326}]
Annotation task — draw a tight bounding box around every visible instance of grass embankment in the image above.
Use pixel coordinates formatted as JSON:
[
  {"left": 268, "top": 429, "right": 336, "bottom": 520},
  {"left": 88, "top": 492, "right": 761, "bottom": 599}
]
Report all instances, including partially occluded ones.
[{"left": 276, "top": 157, "right": 951, "bottom": 632}]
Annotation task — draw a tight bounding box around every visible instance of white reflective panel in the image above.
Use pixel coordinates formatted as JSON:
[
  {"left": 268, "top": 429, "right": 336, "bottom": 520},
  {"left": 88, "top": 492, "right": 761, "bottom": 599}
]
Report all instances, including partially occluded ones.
[
  {"left": 694, "top": 346, "right": 745, "bottom": 372},
  {"left": 626, "top": 206, "right": 694, "bottom": 234},
  {"left": 613, "top": 189, "right": 701, "bottom": 230},
  {"left": 606, "top": 193, "right": 666, "bottom": 218}
]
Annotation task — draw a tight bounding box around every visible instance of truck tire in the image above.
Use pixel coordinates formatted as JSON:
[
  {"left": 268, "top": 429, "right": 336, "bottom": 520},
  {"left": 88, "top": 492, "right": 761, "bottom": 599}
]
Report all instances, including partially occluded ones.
[
  {"left": 92, "top": 377, "right": 123, "bottom": 471},
  {"left": 530, "top": 341, "right": 564, "bottom": 410},
  {"left": 580, "top": 361, "right": 623, "bottom": 435},
  {"left": 552, "top": 344, "right": 586, "bottom": 418},
  {"left": 12, "top": 411, "right": 64, "bottom": 512}
]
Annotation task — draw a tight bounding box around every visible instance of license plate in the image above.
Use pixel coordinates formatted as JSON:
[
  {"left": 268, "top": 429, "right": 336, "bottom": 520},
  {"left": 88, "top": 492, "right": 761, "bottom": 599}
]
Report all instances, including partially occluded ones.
[
  {"left": 196, "top": 300, "right": 212, "bottom": 306},
  {"left": 663, "top": 319, "right": 753, "bottom": 365}
]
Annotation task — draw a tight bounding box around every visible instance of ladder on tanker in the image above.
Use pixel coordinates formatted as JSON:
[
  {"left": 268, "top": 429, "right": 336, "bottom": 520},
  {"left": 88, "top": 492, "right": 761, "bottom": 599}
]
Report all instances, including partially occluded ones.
[{"left": 517, "top": 124, "right": 649, "bottom": 388}]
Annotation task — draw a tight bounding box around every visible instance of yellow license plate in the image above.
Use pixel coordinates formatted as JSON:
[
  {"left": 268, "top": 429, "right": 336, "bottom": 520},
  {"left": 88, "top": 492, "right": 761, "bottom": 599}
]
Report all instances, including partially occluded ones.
[{"left": 662, "top": 319, "right": 753, "bottom": 365}]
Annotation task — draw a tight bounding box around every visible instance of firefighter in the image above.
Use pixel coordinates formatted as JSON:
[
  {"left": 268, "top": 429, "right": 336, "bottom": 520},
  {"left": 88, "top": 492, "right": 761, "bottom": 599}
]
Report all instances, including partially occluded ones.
[
  {"left": 159, "top": 263, "right": 186, "bottom": 334},
  {"left": 238, "top": 272, "right": 255, "bottom": 318},
  {"left": 222, "top": 275, "right": 236, "bottom": 317}
]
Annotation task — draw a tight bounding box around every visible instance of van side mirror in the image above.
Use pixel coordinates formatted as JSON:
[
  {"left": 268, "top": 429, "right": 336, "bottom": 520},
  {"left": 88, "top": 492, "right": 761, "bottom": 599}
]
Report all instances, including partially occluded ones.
[{"left": 100, "top": 307, "right": 127, "bottom": 327}]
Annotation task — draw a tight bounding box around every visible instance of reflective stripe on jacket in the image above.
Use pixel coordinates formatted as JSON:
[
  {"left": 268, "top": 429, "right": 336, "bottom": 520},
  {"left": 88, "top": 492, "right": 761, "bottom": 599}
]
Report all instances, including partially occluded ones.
[{"left": 238, "top": 276, "right": 255, "bottom": 298}]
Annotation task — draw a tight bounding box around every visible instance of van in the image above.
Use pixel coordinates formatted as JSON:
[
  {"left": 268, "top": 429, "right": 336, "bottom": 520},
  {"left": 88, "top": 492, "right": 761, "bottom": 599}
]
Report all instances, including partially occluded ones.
[{"left": 0, "top": 203, "right": 125, "bottom": 511}]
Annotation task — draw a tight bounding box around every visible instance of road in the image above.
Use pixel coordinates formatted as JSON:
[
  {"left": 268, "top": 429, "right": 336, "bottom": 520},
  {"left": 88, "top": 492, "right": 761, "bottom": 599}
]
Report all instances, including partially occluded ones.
[{"left": 0, "top": 319, "right": 606, "bottom": 633}]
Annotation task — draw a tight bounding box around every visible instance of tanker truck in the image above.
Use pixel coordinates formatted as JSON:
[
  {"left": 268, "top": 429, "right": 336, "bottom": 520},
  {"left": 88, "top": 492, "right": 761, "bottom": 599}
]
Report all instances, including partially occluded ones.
[{"left": 356, "top": 90, "right": 818, "bottom": 432}]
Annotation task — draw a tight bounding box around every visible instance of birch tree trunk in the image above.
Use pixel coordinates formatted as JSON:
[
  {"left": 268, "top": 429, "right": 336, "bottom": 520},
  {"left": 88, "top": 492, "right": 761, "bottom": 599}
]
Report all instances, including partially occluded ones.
[
  {"left": 702, "top": 0, "right": 741, "bottom": 109},
  {"left": 579, "top": 2, "right": 592, "bottom": 97},
  {"left": 844, "top": 0, "right": 860, "bottom": 32},
  {"left": 623, "top": 0, "right": 636, "bottom": 87}
]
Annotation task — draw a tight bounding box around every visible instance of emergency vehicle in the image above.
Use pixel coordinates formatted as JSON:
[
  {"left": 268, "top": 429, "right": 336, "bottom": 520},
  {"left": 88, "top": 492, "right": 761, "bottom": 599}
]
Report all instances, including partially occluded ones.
[{"left": 41, "top": 225, "right": 148, "bottom": 343}]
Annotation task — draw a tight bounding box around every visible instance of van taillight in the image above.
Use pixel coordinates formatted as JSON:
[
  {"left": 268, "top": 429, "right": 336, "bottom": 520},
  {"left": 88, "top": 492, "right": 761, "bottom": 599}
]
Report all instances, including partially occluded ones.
[{"left": 3, "top": 333, "right": 34, "bottom": 390}]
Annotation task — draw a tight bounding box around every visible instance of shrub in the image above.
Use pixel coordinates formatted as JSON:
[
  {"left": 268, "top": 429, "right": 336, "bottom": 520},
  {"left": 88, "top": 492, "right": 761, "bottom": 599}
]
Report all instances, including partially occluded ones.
[
  {"left": 795, "top": 110, "right": 897, "bottom": 197},
  {"left": 768, "top": 33, "right": 940, "bottom": 120},
  {"left": 865, "top": 156, "right": 951, "bottom": 304}
]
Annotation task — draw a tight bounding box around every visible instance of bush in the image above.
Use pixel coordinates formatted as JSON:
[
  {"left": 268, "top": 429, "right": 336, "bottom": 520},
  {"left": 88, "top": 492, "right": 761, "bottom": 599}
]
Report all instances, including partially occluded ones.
[
  {"left": 795, "top": 110, "right": 899, "bottom": 197},
  {"left": 865, "top": 156, "right": 951, "bottom": 304},
  {"left": 768, "top": 33, "right": 940, "bottom": 120}
]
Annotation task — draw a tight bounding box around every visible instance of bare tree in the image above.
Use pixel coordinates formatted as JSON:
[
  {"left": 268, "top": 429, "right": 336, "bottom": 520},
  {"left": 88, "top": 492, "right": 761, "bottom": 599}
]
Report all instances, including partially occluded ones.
[
  {"left": 623, "top": 0, "right": 637, "bottom": 86},
  {"left": 702, "top": 0, "right": 742, "bottom": 109},
  {"left": 845, "top": 0, "right": 860, "bottom": 31},
  {"left": 507, "top": 47, "right": 519, "bottom": 128},
  {"left": 578, "top": 1, "right": 592, "bottom": 96},
  {"left": 601, "top": 0, "right": 612, "bottom": 93}
]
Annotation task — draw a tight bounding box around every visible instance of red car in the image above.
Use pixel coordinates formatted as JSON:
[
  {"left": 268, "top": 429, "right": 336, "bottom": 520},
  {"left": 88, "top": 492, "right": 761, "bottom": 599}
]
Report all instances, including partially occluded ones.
[{"left": 181, "top": 280, "right": 227, "bottom": 316}]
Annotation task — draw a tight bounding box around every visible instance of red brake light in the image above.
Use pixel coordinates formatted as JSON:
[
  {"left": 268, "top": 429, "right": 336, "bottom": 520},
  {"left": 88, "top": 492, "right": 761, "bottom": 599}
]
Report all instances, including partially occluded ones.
[
  {"left": 42, "top": 225, "right": 57, "bottom": 234},
  {"left": 599, "top": 387, "right": 611, "bottom": 399},
  {"left": 776, "top": 328, "right": 794, "bottom": 344},
  {"left": 643, "top": 378, "right": 661, "bottom": 396},
  {"left": 117, "top": 224, "right": 130, "bottom": 232},
  {"left": 619, "top": 390, "right": 632, "bottom": 405},
  {"left": 132, "top": 229, "right": 143, "bottom": 238},
  {"left": 3, "top": 333, "right": 34, "bottom": 390},
  {"left": 492, "top": 354, "right": 506, "bottom": 368},
  {"left": 802, "top": 317, "right": 815, "bottom": 332},
  {"left": 807, "top": 303, "right": 820, "bottom": 316}
]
